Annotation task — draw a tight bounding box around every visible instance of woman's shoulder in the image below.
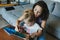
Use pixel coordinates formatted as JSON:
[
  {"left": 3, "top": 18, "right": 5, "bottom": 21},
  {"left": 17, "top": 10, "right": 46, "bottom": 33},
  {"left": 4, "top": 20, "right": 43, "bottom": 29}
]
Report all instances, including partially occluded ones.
[{"left": 36, "top": 17, "right": 47, "bottom": 21}]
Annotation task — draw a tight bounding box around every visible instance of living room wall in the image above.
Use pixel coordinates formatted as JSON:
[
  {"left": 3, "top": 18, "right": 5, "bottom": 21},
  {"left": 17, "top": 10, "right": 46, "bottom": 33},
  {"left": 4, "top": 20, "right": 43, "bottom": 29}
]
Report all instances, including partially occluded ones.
[{"left": 15, "top": 0, "right": 40, "bottom": 4}]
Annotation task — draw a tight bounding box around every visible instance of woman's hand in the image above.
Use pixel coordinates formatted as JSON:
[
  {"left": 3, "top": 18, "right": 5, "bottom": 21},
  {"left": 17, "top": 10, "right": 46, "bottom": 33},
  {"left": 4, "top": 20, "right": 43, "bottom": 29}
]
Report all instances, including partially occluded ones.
[{"left": 41, "top": 20, "right": 46, "bottom": 28}]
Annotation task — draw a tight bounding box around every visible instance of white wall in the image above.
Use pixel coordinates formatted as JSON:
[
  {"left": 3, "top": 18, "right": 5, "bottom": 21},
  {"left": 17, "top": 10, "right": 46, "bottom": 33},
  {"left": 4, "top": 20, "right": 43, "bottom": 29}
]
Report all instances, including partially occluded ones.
[
  {"left": 51, "top": 0, "right": 60, "bottom": 2},
  {"left": 0, "top": 0, "right": 7, "bottom": 4},
  {"left": 30, "top": 0, "right": 40, "bottom": 4},
  {"left": 0, "top": 0, "right": 7, "bottom": 1},
  {"left": 15, "top": 0, "right": 41, "bottom": 4},
  {"left": 15, "top": 0, "right": 26, "bottom": 2}
]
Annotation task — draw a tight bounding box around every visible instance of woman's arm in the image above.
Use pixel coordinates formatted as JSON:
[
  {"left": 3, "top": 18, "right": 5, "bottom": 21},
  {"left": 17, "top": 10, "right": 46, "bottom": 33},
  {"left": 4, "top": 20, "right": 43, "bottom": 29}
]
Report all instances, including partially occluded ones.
[
  {"left": 35, "top": 20, "right": 46, "bottom": 37},
  {"left": 30, "top": 30, "right": 42, "bottom": 38},
  {"left": 41, "top": 20, "right": 46, "bottom": 29},
  {"left": 30, "top": 20, "right": 46, "bottom": 37}
]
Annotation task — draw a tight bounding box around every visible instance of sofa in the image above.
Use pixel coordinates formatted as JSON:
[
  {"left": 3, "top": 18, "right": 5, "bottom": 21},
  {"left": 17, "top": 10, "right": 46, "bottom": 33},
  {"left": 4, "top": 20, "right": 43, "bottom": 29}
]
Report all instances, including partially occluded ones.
[
  {"left": 0, "top": 0, "right": 60, "bottom": 39},
  {"left": 43, "top": 0, "right": 60, "bottom": 39},
  {"left": 0, "top": 4, "right": 33, "bottom": 26}
]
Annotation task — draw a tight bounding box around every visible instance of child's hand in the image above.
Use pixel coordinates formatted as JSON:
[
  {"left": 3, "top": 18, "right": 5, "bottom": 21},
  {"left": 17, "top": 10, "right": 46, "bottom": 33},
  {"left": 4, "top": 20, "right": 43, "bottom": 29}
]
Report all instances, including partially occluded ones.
[
  {"left": 26, "top": 34, "right": 30, "bottom": 38},
  {"left": 23, "top": 38, "right": 29, "bottom": 40},
  {"left": 23, "top": 34, "right": 30, "bottom": 40},
  {"left": 16, "top": 25, "right": 24, "bottom": 32},
  {"left": 15, "top": 25, "right": 19, "bottom": 32},
  {"left": 30, "top": 32, "right": 36, "bottom": 38}
]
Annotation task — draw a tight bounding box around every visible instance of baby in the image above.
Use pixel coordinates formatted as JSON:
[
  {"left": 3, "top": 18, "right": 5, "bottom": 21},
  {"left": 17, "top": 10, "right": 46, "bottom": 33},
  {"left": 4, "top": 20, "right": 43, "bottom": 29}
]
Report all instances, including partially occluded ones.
[{"left": 16, "top": 9, "right": 42, "bottom": 40}]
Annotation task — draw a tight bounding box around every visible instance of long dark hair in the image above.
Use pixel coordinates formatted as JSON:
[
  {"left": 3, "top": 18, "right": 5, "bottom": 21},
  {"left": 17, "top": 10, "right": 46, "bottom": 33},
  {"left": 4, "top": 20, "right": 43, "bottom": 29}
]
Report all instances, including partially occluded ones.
[{"left": 32, "top": 1, "right": 49, "bottom": 20}]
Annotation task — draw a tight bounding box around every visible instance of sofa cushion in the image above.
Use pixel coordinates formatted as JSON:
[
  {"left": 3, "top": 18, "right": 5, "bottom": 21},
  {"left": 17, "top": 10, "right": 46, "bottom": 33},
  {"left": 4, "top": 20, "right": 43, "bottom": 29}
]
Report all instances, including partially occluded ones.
[
  {"left": 47, "top": 14, "right": 60, "bottom": 31},
  {"left": 47, "top": 14, "right": 60, "bottom": 39},
  {"left": 3, "top": 14, "right": 18, "bottom": 26},
  {"left": 0, "top": 7, "right": 5, "bottom": 15},
  {"left": 2, "top": 10, "right": 18, "bottom": 26},
  {"left": 11, "top": 4, "right": 33, "bottom": 17},
  {"left": 52, "top": 2, "right": 60, "bottom": 18},
  {"left": 43, "top": 0, "right": 55, "bottom": 13},
  {"left": 6, "top": 8, "right": 23, "bottom": 18}
]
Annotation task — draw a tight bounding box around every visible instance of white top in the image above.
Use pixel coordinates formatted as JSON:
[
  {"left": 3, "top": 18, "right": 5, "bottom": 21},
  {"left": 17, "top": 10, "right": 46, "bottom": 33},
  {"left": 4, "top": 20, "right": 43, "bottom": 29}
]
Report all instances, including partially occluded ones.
[{"left": 23, "top": 23, "right": 42, "bottom": 35}]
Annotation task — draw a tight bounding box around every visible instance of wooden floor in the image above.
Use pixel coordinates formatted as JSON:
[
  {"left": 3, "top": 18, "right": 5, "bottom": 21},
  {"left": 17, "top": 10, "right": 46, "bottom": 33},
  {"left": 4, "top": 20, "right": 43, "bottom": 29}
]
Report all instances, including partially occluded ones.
[{"left": 0, "top": 28, "right": 24, "bottom": 40}]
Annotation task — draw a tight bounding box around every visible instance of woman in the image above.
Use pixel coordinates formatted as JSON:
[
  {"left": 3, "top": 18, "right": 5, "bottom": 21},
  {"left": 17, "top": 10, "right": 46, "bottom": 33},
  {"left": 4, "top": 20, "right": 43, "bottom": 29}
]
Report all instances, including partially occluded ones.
[
  {"left": 15, "top": 1, "right": 49, "bottom": 40},
  {"left": 32, "top": 1, "right": 49, "bottom": 40}
]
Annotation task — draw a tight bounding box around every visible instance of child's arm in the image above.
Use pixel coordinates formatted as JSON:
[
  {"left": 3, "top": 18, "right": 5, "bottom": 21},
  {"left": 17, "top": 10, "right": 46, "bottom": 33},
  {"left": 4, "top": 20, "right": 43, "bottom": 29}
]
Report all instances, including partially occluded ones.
[{"left": 15, "top": 13, "right": 26, "bottom": 31}]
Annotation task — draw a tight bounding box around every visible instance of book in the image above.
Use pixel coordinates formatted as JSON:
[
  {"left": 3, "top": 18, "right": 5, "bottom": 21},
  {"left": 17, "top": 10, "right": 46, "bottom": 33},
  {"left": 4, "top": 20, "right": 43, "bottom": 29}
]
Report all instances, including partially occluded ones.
[{"left": 3, "top": 26, "right": 26, "bottom": 38}]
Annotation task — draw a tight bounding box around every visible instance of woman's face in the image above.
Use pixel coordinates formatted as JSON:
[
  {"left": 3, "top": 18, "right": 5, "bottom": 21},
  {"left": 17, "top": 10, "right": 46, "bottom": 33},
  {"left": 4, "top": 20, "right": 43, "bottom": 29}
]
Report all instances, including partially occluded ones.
[{"left": 34, "top": 5, "right": 42, "bottom": 17}]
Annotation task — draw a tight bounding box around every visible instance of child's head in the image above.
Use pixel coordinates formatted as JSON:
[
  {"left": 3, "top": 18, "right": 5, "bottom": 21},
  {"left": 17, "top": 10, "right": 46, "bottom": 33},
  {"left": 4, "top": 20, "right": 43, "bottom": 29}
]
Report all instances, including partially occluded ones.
[{"left": 23, "top": 9, "right": 35, "bottom": 26}]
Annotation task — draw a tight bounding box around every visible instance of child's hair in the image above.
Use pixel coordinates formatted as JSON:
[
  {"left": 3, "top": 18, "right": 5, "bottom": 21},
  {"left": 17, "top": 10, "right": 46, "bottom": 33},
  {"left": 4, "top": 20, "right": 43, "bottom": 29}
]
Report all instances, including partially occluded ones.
[{"left": 24, "top": 9, "right": 35, "bottom": 22}]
